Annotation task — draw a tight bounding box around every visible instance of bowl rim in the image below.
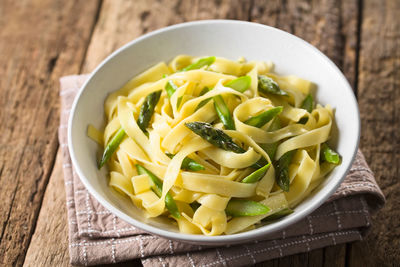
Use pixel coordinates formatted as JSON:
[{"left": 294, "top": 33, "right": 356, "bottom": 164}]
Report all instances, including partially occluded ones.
[{"left": 68, "top": 19, "right": 360, "bottom": 244}]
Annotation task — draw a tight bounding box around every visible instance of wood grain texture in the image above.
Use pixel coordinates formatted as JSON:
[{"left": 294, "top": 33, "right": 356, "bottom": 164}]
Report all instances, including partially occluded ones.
[
  {"left": 323, "top": 244, "right": 346, "bottom": 267},
  {"left": 23, "top": 151, "right": 70, "bottom": 267},
  {"left": 348, "top": 0, "right": 400, "bottom": 265},
  {"left": 82, "top": 0, "right": 252, "bottom": 73},
  {"left": 0, "top": 0, "right": 101, "bottom": 265}
]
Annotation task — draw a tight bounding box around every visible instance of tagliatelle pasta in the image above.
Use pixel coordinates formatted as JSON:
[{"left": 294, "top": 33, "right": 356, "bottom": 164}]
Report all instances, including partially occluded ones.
[{"left": 88, "top": 55, "right": 341, "bottom": 236}]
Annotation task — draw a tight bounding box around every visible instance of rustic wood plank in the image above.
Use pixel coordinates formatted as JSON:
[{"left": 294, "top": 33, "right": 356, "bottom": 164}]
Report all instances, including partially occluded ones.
[
  {"left": 340, "top": 0, "right": 361, "bottom": 90},
  {"left": 307, "top": 249, "right": 324, "bottom": 267},
  {"left": 24, "top": 151, "right": 143, "bottom": 267},
  {"left": 348, "top": 0, "right": 400, "bottom": 265},
  {"left": 323, "top": 244, "right": 346, "bottom": 267},
  {"left": 82, "top": 0, "right": 252, "bottom": 73},
  {"left": 0, "top": 0, "right": 101, "bottom": 265},
  {"left": 250, "top": 0, "right": 360, "bottom": 265},
  {"left": 24, "top": 151, "right": 143, "bottom": 265},
  {"left": 251, "top": 0, "right": 341, "bottom": 65},
  {"left": 279, "top": 253, "right": 309, "bottom": 267},
  {"left": 23, "top": 151, "right": 70, "bottom": 267}
]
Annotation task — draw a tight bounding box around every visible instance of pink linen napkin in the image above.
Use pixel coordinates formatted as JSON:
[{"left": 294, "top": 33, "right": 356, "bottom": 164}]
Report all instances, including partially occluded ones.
[{"left": 60, "top": 75, "right": 385, "bottom": 266}]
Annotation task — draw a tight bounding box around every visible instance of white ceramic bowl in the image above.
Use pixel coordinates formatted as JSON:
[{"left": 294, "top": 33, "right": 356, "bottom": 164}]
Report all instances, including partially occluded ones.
[{"left": 68, "top": 20, "right": 360, "bottom": 245}]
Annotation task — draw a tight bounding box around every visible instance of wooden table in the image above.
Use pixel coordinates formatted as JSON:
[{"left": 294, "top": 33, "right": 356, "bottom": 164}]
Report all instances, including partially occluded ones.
[{"left": 1, "top": 0, "right": 398, "bottom": 266}]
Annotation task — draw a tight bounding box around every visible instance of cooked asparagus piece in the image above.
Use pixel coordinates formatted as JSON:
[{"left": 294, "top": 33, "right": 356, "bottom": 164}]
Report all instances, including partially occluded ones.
[
  {"left": 166, "top": 153, "right": 205, "bottom": 171},
  {"left": 241, "top": 163, "right": 271, "bottom": 183},
  {"left": 194, "top": 87, "right": 212, "bottom": 111},
  {"left": 298, "top": 93, "right": 314, "bottom": 124},
  {"left": 136, "top": 164, "right": 180, "bottom": 219},
  {"left": 245, "top": 106, "right": 283, "bottom": 128},
  {"left": 185, "top": 122, "right": 265, "bottom": 168},
  {"left": 137, "top": 90, "right": 162, "bottom": 134},
  {"left": 165, "top": 80, "right": 178, "bottom": 98},
  {"left": 321, "top": 143, "right": 341, "bottom": 165},
  {"left": 176, "top": 96, "right": 183, "bottom": 109},
  {"left": 225, "top": 199, "right": 270, "bottom": 217},
  {"left": 214, "top": 95, "right": 235, "bottom": 130},
  {"left": 180, "top": 56, "right": 216, "bottom": 72},
  {"left": 185, "top": 122, "right": 245, "bottom": 153},
  {"left": 258, "top": 75, "right": 288, "bottom": 96},
  {"left": 225, "top": 76, "right": 251, "bottom": 93},
  {"left": 275, "top": 150, "right": 295, "bottom": 192},
  {"left": 98, "top": 128, "right": 126, "bottom": 169},
  {"left": 301, "top": 94, "right": 314, "bottom": 113},
  {"left": 199, "top": 87, "right": 211, "bottom": 96},
  {"left": 260, "top": 117, "right": 281, "bottom": 160}
]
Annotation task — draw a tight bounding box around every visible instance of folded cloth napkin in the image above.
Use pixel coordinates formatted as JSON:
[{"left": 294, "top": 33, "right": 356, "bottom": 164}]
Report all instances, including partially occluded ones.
[{"left": 60, "top": 75, "right": 385, "bottom": 266}]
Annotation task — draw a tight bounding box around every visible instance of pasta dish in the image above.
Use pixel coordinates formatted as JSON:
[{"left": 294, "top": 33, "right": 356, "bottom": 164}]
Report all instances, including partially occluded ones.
[{"left": 88, "top": 55, "right": 341, "bottom": 235}]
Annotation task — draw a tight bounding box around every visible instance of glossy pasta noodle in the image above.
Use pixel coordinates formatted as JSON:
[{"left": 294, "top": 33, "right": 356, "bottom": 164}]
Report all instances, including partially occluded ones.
[{"left": 88, "top": 55, "right": 341, "bottom": 235}]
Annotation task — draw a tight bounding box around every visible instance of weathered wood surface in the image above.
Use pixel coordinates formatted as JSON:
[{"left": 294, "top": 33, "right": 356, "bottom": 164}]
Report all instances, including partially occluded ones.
[
  {"left": 0, "top": 0, "right": 100, "bottom": 266},
  {"left": 23, "top": 151, "right": 70, "bottom": 267},
  {"left": 0, "top": 0, "right": 396, "bottom": 266},
  {"left": 82, "top": 0, "right": 252, "bottom": 73},
  {"left": 348, "top": 0, "right": 400, "bottom": 265}
]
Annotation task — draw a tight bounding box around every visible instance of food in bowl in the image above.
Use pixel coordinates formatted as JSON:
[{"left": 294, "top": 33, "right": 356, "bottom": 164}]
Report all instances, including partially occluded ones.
[{"left": 88, "top": 55, "right": 341, "bottom": 236}]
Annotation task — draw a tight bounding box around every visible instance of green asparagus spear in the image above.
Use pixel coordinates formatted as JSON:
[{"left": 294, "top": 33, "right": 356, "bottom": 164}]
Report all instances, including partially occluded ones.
[
  {"left": 253, "top": 158, "right": 269, "bottom": 169},
  {"left": 301, "top": 94, "right": 314, "bottom": 113},
  {"left": 176, "top": 96, "right": 183, "bottom": 109},
  {"left": 260, "top": 117, "right": 281, "bottom": 160},
  {"left": 165, "top": 80, "right": 178, "bottom": 98},
  {"left": 242, "top": 163, "right": 271, "bottom": 183},
  {"left": 136, "top": 164, "right": 180, "bottom": 219},
  {"left": 195, "top": 87, "right": 212, "bottom": 111},
  {"left": 298, "top": 94, "right": 314, "bottom": 124},
  {"left": 185, "top": 122, "right": 245, "bottom": 153},
  {"left": 137, "top": 90, "right": 162, "bottom": 134},
  {"left": 262, "top": 208, "right": 293, "bottom": 221},
  {"left": 185, "top": 122, "right": 266, "bottom": 169},
  {"left": 213, "top": 77, "right": 250, "bottom": 129},
  {"left": 164, "top": 194, "right": 180, "bottom": 218},
  {"left": 214, "top": 95, "right": 235, "bottom": 130},
  {"left": 258, "top": 75, "right": 288, "bottom": 96},
  {"left": 98, "top": 128, "right": 126, "bottom": 169},
  {"left": 225, "top": 76, "right": 251, "bottom": 93},
  {"left": 275, "top": 150, "right": 295, "bottom": 192},
  {"left": 245, "top": 106, "right": 283, "bottom": 128},
  {"left": 180, "top": 56, "right": 216, "bottom": 72},
  {"left": 245, "top": 108, "right": 281, "bottom": 168},
  {"left": 321, "top": 143, "right": 341, "bottom": 165},
  {"left": 136, "top": 164, "right": 162, "bottom": 193},
  {"left": 225, "top": 199, "right": 270, "bottom": 217},
  {"left": 181, "top": 157, "right": 205, "bottom": 171},
  {"left": 166, "top": 153, "right": 205, "bottom": 171},
  {"left": 195, "top": 99, "right": 212, "bottom": 111},
  {"left": 199, "top": 87, "right": 211, "bottom": 96}
]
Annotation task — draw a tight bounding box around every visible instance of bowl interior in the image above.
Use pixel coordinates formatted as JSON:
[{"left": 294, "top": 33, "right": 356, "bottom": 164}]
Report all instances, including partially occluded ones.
[{"left": 69, "top": 20, "right": 359, "bottom": 245}]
